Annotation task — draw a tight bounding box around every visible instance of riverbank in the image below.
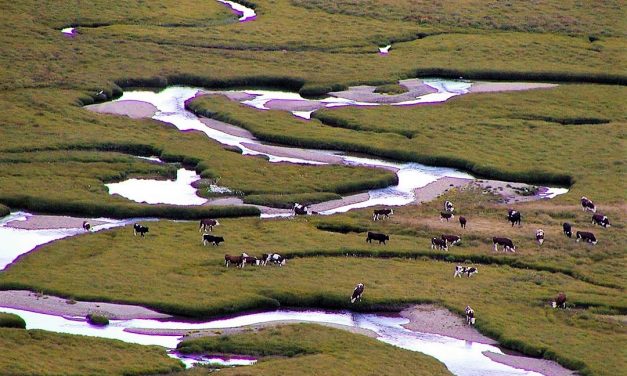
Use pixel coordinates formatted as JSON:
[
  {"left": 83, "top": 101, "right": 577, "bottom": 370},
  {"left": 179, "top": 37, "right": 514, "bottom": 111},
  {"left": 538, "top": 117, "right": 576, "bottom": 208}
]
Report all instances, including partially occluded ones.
[{"left": 6, "top": 214, "right": 109, "bottom": 230}]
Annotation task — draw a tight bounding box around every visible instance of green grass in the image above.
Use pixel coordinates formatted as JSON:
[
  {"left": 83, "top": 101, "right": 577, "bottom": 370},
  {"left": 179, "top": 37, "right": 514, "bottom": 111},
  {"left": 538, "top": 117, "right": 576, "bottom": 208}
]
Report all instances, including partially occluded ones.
[
  {"left": 176, "top": 324, "right": 451, "bottom": 375},
  {"left": 243, "top": 192, "right": 342, "bottom": 208},
  {"left": 0, "top": 328, "right": 182, "bottom": 376},
  {"left": 86, "top": 313, "right": 110, "bottom": 326},
  {"left": 0, "top": 313, "right": 26, "bottom": 329},
  {"left": 0, "top": 203, "right": 9, "bottom": 218},
  {"left": 373, "top": 83, "right": 409, "bottom": 95}
]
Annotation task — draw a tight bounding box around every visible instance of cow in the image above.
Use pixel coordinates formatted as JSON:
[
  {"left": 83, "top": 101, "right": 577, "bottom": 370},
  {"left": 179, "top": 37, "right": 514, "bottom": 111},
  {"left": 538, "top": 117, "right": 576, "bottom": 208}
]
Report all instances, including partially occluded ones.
[
  {"left": 552, "top": 292, "right": 567, "bottom": 309},
  {"left": 454, "top": 265, "right": 478, "bottom": 278},
  {"left": 576, "top": 231, "right": 597, "bottom": 245},
  {"left": 82, "top": 221, "right": 91, "bottom": 231},
  {"left": 440, "top": 212, "right": 454, "bottom": 222},
  {"left": 262, "top": 253, "right": 286, "bottom": 266},
  {"left": 199, "top": 218, "right": 220, "bottom": 232},
  {"left": 441, "top": 234, "right": 461, "bottom": 246},
  {"left": 581, "top": 196, "right": 596, "bottom": 213},
  {"left": 243, "top": 255, "right": 261, "bottom": 266},
  {"left": 465, "top": 306, "right": 475, "bottom": 325},
  {"left": 373, "top": 208, "right": 394, "bottom": 221},
  {"left": 493, "top": 237, "right": 516, "bottom": 252},
  {"left": 224, "top": 254, "right": 246, "bottom": 268},
  {"left": 562, "top": 222, "right": 572, "bottom": 238},
  {"left": 202, "top": 234, "right": 225, "bottom": 246},
  {"left": 459, "top": 216, "right": 467, "bottom": 229},
  {"left": 536, "top": 229, "right": 545, "bottom": 245},
  {"left": 591, "top": 214, "right": 611, "bottom": 228},
  {"left": 351, "top": 283, "right": 364, "bottom": 303},
  {"left": 293, "top": 203, "right": 309, "bottom": 216},
  {"left": 444, "top": 200, "right": 455, "bottom": 212},
  {"left": 431, "top": 237, "right": 448, "bottom": 251},
  {"left": 367, "top": 231, "right": 389, "bottom": 244},
  {"left": 133, "top": 223, "right": 149, "bottom": 237},
  {"left": 507, "top": 209, "right": 522, "bottom": 227}
]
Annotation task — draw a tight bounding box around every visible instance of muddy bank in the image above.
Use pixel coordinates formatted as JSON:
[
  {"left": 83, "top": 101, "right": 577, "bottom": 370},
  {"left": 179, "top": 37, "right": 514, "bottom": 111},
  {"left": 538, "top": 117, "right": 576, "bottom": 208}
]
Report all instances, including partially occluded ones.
[
  {"left": 85, "top": 100, "right": 157, "bottom": 119},
  {"left": 413, "top": 177, "right": 473, "bottom": 204},
  {"left": 469, "top": 82, "right": 558, "bottom": 93},
  {"left": 0, "top": 290, "right": 171, "bottom": 320},
  {"left": 6, "top": 214, "right": 109, "bottom": 230},
  {"left": 484, "top": 351, "right": 577, "bottom": 376},
  {"left": 329, "top": 78, "right": 438, "bottom": 103}
]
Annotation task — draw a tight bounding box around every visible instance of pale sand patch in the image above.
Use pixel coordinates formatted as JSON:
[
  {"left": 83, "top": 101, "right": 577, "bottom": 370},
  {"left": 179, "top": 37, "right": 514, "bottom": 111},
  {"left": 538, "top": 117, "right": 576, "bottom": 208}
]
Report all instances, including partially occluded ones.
[
  {"left": 85, "top": 100, "right": 157, "bottom": 119},
  {"left": 240, "top": 142, "right": 345, "bottom": 164},
  {"left": 264, "top": 99, "right": 323, "bottom": 111},
  {"left": 413, "top": 177, "right": 473, "bottom": 204},
  {"left": 469, "top": 82, "right": 558, "bottom": 93},
  {"left": 0, "top": 290, "right": 171, "bottom": 320},
  {"left": 199, "top": 117, "right": 257, "bottom": 139},
  {"left": 400, "top": 304, "right": 498, "bottom": 345},
  {"left": 6, "top": 215, "right": 109, "bottom": 230},
  {"left": 471, "top": 179, "right": 555, "bottom": 204},
  {"left": 204, "top": 197, "right": 247, "bottom": 206},
  {"left": 483, "top": 351, "right": 577, "bottom": 376},
  {"left": 329, "top": 79, "right": 437, "bottom": 103}
]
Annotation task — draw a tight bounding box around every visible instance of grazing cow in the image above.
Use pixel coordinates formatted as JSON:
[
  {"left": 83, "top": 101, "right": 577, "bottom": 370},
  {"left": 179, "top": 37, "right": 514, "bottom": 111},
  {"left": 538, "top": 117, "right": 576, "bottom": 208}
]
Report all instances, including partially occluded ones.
[
  {"left": 202, "top": 234, "right": 225, "bottom": 246},
  {"left": 552, "top": 292, "right": 567, "bottom": 309},
  {"left": 459, "top": 216, "right": 467, "bottom": 229},
  {"left": 536, "top": 229, "right": 545, "bottom": 245},
  {"left": 493, "top": 237, "right": 516, "bottom": 252},
  {"left": 262, "top": 253, "right": 287, "bottom": 266},
  {"left": 440, "top": 212, "right": 454, "bottom": 222},
  {"left": 507, "top": 209, "right": 522, "bottom": 227},
  {"left": 224, "top": 254, "right": 246, "bottom": 268},
  {"left": 366, "top": 231, "right": 389, "bottom": 244},
  {"left": 581, "top": 196, "right": 596, "bottom": 213},
  {"left": 441, "top": 234, "right": 461, "bottom": 246},
  {"left": 133, "top": 223, "right": 149, "bottom": 237},
  {"left": 562, "top": 222, "right": 572, "bottom": 238},
  {"left": 431, "top": 237, "right": 448, "bottom": 251},
  {"left": 465, "top": 306, "right": 475, "bottom": 325},
  {"left": 373, "top": 208, "right": 394, "bottom": 221},
  {"left": 199, "top": 218, "right": 220, "bottom": 232},
  {"left": 293, "top": 203, "right": 309, "bottom": 216},
  {"left": 351, "top": 283, "right": 364, "bottom": 303},
  {"left": 243, "top": 255, "right": 261, "bottom": 266},
  {"left": 82, "top": 221, "right": 91, "bottom": 231},
  {"left": 591, "top": 214, "right": 611, "bottom": 228},
  {"left": 444, "top": 200, "right": 455, "bottom": 212},
  {"left": 576, "top": 231, "right": 597, "bottom": 245},
  {"left": 454, "top": 265, "right": 478, "bottom": 278}
]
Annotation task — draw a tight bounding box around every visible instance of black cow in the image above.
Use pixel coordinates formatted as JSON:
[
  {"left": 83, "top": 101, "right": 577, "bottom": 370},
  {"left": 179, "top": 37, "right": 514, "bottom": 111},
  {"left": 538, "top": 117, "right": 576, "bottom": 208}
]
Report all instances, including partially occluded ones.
[
  {"left": 203, "top": 234, "right": 225, "bottom": 246},
  {"left": 431, "top": 237, "right": 448, "bottom": 251},
  {"left": 465, "top": 306, "right": 475, "bottom": 325},
  {"left": 224, "top": 254, "right": 246, "bottom": 268},
  {"left": 507, "top": 209, "right": 522, "bottom": 227},
  {"left": 82, "top": 221, "right": 91, "bottom": 231},
  {"left": 581, "top": 196, "right": 596, "bottom": 213},
  {"left": 373, "top": 208, "right": 394, "bottom": 221},
  {"left": 293, "top": 203, "right": 309, "bottom": 216},
  {"left": 351, "top": 283, "right": 364, "bottom": 303},
  {"left": 553, "top": 292, "right": 567, "bottom": 309},
  {"left": 591, "top": 214, "right": 611, "bottom": 228},
  {"left": 199, "top": 218, "right": 220, "bottom": 232},
  {"left": 133, "top": 223, "right": 149, "bottom": 237},
  {"left": 459, "top": 216, "right": 467, "bottom": 229},
  {"left": 440, "top": 212, "right": 454, "bottom": 222},
  {"left": 444, "top": 200, "right": 455, "bottom": 212},
  {"left": 243, "top": 255, "right": 261, "bottom": 266},
  {"left": 562, "top": 222, "right": 572, "bottom": 238},
  {"left": 493, "top": 237, "right": 516, "bottom": 252},
  {"left": 441, "top": 234, "right": 461, "bottom": 246},
  {"left": 454, "top": 265, "right": 478, "bottom": 278},
  {"left": 536, "top": 229, "right": 545, "bottom": 245},
  {"left": 576, "top": 231, "right": 597, "bottom": 245},
  {"left": 366, "top": 232, "right": 389, "bottom": 244},
  {"left": 262, "top": 253, "right": 286, "bottom": 266}
]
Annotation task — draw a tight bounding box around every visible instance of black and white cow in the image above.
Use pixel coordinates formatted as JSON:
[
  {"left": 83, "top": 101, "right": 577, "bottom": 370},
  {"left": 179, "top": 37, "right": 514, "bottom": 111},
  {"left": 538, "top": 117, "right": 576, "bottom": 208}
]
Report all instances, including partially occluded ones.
[
  {"left": 441, "top": 234, "right": 461, "bottom": 246},
  {"left": 367, "top": 231, "right": 389, "bottom": 244},
  {"left": 293, "top": 203, "right": 309, "bottom": 216},
  {"left": 444, "top": 200, "right": 455, "bottom": 212},
  {"left": 454, "top": 265, "right": 478, "bottom": 278},
  {"left": 493, "top": 237, "right": 516, "bottom": 252},
  {"left": 536, "top": 229, "right": 545, "bottom": 245},
  {"left": 203, "top": 234, "right": 225, "bottom": 246},
  {"left": 82, "top": 221, "right": 91, "bottom": 231},
  {"left": 562, "top": 222, "right": 572, "bottom": 238},
  {"left": 199, "top": 218, "right": 220, "bottom": 232},
  {"left": 552, "top": 292, "right": 567, "bottom": 309},
  {"left": 431, "top": 237, "right": 448, "bottom": 251},
  {"left": 373, "top": 208, "right": 394, "bottom": 221},
  {"left": 351, "top": 283, "right": 365, "bottom": 303},
  {"left": 262, "top": 253, "right": 287, "bottom": 266},
  {"left": 507, "top": 209, "right": 522, "bottom": 227},
  {"left": 133, "top": 223, "right": 149, "bottom": 237},
  {"left": 440, "top": 212, "right": 454, "bottom": 222},
  {"left": 576, "top": 231, "right": 597, "bottom": 245},
  {"left": 459, "top": 216, "right": 467, "bottom": 229},
  {"left": 591, "top": 214, "right": 611, "bottom": 228},
  {"left": 581, "top": 196, "right": 596, "bottom": 213},
  {"left": 224, "top": 254, "right": 246, "bottom": 268},
  {"left": 465, "top": 306, "right": 475, "bottom": 325}
]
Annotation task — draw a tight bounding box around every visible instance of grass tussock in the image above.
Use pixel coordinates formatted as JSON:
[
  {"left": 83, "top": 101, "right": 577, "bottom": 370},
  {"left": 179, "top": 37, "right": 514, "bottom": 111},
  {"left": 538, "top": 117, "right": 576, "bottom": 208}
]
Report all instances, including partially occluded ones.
[{"left": 0, "top": 313, "right": 26, "bottom": 329}]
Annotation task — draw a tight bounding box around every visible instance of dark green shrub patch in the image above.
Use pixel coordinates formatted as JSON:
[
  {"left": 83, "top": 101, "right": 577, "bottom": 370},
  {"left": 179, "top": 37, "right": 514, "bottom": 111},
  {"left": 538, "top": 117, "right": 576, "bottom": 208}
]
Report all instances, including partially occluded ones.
[
  {"left": 0, "top": 313, "right": 26, "bottom": 329},
  {"left": 86, "top": 314, "right": 110, "bottom": 326}
]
